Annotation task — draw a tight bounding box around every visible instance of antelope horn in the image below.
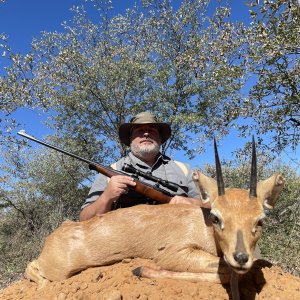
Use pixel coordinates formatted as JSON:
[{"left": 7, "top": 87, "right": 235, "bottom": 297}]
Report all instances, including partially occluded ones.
[
  {"left": 214, "top": 138, "right": 225, "bottom": 196},
  {"left": 249, "top": 136, "right": 257, "bottom": 197}
]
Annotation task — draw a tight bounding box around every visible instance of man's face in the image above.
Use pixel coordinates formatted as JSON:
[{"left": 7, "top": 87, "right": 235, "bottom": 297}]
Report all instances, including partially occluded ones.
[{"left": 130, "top": 125, "right": 161, "bottom": 160}]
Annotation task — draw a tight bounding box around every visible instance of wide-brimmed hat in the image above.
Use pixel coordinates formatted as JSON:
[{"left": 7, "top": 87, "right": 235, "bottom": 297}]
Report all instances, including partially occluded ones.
[{"left": 119, "top": 112, "right": 171, "bottom": 146}]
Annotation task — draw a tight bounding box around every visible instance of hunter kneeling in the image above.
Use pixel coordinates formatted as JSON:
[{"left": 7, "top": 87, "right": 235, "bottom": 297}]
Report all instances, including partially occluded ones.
[{"left": 80, "top": 111, "right": 210, "bottom": 220}]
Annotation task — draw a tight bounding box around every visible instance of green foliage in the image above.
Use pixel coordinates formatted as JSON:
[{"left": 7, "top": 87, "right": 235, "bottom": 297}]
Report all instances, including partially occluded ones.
[
  {"left": 0, "top": 0, "right": 248, "bottom": 159},
  {"left": 0, "top": 141, "right": 90, "bottom": 288},
  {"left": 1, "top": 0, "right": 299, "bottom": 157},
  {"left": 238, "top": 0, "right": 300, "bottom": 154}
]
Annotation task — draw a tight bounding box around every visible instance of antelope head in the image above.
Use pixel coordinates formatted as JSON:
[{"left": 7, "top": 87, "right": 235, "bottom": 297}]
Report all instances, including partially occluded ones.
[{"left": 193, "top": 137, "right": 285, "bottom": 274}]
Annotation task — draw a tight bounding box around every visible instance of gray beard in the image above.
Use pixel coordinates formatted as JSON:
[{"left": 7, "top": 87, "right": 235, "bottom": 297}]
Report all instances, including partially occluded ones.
[{"left": 130, "top": 142, "right": 160, "bottom": 160}]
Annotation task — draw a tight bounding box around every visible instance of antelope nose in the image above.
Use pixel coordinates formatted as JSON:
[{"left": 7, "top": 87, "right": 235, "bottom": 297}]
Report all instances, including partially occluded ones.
[{"left": 233, "top": 252, "right": 249, "bottom": 265}]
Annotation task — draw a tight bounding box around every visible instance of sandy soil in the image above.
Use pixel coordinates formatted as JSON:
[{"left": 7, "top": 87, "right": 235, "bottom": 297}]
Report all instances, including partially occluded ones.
[{"left": 1, "top": 258, "right": 299, "bottom": 300}]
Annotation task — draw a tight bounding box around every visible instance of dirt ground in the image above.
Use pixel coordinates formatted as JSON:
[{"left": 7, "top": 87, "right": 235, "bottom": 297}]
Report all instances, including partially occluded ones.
[{"left": 1, "top": 258, "right": 299, "bottom": 300}]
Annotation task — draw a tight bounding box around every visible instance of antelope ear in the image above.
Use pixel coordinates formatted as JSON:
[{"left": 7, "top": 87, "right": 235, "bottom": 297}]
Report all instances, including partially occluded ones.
[
  {"left": 257, "top": 174, "right": 285, "bottom": 209},
  {"left": 192, "top": 171, "right": 218, "bottom": 204}
]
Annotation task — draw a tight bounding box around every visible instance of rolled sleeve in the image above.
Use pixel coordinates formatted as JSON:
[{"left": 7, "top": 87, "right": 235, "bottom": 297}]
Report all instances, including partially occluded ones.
[{"left": 81, "top": 173, "right": 109, "bottom": 210}]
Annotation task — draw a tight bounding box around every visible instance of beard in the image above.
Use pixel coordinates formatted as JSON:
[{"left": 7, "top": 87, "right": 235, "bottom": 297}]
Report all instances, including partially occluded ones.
[{"left": 130, "top": 141, "right": 160, "bottom": 160}]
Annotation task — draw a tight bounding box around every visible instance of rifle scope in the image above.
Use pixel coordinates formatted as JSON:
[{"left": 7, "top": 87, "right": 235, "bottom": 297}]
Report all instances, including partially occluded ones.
[{"left": 122, "top": 163, "right": 180, "bottom": 192}]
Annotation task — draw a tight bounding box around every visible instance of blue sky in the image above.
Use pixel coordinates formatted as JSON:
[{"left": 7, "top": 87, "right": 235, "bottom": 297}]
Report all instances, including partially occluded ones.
[{"left": 0, "top": 0, "right": 299, "bottom": 171}]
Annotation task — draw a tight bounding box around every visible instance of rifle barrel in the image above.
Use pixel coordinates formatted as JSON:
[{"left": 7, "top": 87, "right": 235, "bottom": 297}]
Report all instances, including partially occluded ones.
[{"left": 18, "top": 130, "right": 95, "bottom": 165}]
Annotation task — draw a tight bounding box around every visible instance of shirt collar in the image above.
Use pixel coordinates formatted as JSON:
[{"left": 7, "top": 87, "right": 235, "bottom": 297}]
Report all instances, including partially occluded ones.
[{"left": 128, "top": 152, "right": 170, "bottom": 169}]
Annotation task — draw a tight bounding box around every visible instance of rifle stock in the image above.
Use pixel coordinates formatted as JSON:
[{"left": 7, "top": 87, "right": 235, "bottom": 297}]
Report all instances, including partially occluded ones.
[{"left": 18, "top": 130, "right": 173, "bottom": 204}]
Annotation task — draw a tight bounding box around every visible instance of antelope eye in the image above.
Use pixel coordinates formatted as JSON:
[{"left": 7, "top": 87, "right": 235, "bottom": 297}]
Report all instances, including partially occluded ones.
[
  {"left": 209, "top": 213, "right": 220, "bottom": 225},
  {"left": 252, "top": 218, "right": 265, "bottom": 234},
  {"left": 257, "top": 219, "right": 264, "bottom": 227}
]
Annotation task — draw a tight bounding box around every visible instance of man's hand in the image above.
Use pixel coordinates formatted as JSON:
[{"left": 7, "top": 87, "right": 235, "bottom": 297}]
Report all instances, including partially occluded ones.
[
  {"left": 170, "top": 196, "right": 211, "bottom": 209},
  {"left": 102, "top": 175, "right": 136, "bottom": 202},
  {"left": 80, "top": 175, "right": 136, "bottom": 221}
]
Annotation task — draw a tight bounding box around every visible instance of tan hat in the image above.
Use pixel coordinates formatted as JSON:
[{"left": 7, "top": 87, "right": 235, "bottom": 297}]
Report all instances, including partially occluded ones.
[{"left": 119, "top": 112, "right": 171, "bottom": 146}]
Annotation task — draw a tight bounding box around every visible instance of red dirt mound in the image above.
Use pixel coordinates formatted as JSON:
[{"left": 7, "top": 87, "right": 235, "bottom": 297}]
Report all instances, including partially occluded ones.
[{"left": 1, "top": 258, "right": 299, "bottom": 300}]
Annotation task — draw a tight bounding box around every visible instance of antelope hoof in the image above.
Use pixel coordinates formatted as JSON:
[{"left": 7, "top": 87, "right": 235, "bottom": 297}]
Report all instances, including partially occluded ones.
[{"left": 132, "top": 266, "right": 143, "bottom": 277}]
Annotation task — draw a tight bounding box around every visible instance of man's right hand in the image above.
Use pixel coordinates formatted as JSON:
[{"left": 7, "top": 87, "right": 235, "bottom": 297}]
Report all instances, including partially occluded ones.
[
  {"left": 80, "top": 175, "right": 137, "bottom": 221},
  {"left": 102, "top": 175, "right": 136, "bottom": 203}
]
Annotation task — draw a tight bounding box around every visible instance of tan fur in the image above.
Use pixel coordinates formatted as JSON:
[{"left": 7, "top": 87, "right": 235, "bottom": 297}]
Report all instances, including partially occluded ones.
[{"left": 25, "top": 172, "right": 284, "bottom": 296}]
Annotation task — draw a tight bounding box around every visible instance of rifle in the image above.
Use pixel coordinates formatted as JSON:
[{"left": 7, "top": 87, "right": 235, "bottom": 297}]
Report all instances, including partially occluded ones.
[{"left": 17, "top": 130, "right": 174, "bottom": 204}]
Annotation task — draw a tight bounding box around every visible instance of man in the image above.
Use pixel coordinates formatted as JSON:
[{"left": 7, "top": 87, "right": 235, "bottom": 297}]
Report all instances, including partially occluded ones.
[{"left": 80, "top": 112, "right": 209, "bottom": 221}]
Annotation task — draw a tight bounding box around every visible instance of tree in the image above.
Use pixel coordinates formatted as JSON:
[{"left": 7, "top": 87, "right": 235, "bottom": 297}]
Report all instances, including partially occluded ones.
[
  {"left": 0, "top": 0, "right": 247, "bottom": 160},
  {"left": 0, "top": 139, "right": 90, "bottom": 285},
  {"left": 1, "top": 1, "right": 299, "bottom": 159},
  {"left": 0, "top": 33, "right": 20, "bottom": 146},
  {"left": 238, "top": 0, "right": 300, "bottom": 154},
  {"left": 0, "top": 138, "right": 89, "bottom": 224}
]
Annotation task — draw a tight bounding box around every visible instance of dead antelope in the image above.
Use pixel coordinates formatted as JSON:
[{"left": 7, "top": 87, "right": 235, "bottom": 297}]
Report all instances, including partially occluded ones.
[{"left": 25, "top": 138, "right": 284, "bottom": 300}]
